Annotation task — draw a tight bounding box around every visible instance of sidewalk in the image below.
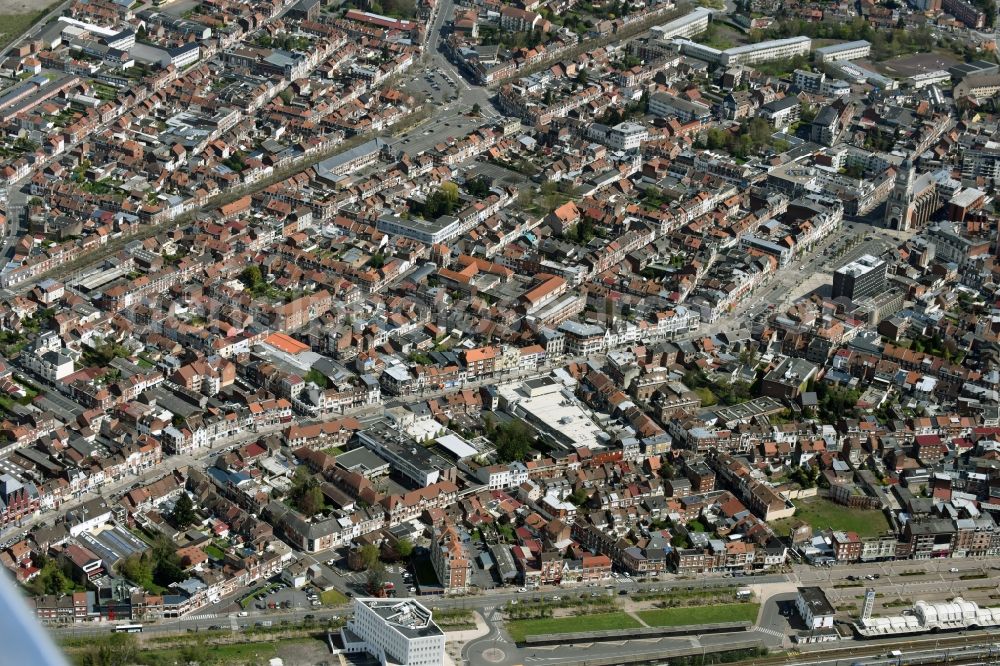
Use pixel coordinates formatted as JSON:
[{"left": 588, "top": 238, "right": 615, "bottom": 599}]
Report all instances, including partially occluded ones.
[{"left": 444, "top": 610, "right": 491, "bottom": 666}]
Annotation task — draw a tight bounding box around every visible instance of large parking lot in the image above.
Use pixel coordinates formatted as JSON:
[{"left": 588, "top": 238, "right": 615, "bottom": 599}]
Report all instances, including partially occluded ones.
[{"left": 402, "top": 68, "right": 460, "bottom": 106}]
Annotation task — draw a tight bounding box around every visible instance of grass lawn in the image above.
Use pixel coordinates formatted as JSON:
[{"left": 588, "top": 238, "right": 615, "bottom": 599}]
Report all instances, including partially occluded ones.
[
  {"left": 321, "top": 589, "right": 349, "bottom": 606},
  {"left": 506, "top": 612, "right": 642, "bottom": 642},
  {"left": 637, "top": 603, "right": 759, "bottom": 628},
  {"left": 772, "top": 496, "right": 890, "bottom": 538},
  {"left": 431, "top": 608, "right": 476, "bottom": 630},
  {"left": 322, "top": 446, "right": 344, "bottom": 456},
  {"left": 204, "top": 544, "right": 226, "bottom": 560},
  {"left": 128, "top": 527, "right": 155, "bottom": 546},
  {"left": 84, "top": 638, "right": 306, "bottom": 665}
]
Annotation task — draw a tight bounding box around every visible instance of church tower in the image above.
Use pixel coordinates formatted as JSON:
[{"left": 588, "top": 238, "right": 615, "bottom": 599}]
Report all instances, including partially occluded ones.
[{"left": 884, "top": 158, "right": 916, "bottom": 231}]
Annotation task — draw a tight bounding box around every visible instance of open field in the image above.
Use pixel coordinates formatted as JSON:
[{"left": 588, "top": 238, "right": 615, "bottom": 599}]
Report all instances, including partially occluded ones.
[
  {"left": 636, "top": 603, "right": 760, "bottom": 627},
  {"left": 773, "top": 496, "right": 890, "bottom": 538},
  {"left": 505, "top": 612, "right": 642, "bottom": 642},
  {"left": 65, "top": 636, "right": 330, "bottom": 666},
  {"left": 0, "top": 1, "right": 59, "bottom": 51}
]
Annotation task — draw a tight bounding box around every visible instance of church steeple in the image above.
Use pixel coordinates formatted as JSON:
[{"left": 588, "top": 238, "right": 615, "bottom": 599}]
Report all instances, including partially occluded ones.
[{"left": 884, "top": 158, "right": 916, "bottom": 230}]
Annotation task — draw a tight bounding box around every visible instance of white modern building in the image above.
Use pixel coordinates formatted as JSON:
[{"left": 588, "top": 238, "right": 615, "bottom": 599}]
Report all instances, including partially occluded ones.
[
  {"left": 813, "top": 40, "right": 871, "bottom": 64},
  {"left": 606, "top": 122, "right": 648, "bottom": 150},
  {"left": 649, "top": 92, "right": 711, "bottom": 122},
  {"left": 651, "top": 7, "right": 712, "bottom": 40},
  {"left": 674, "top": 35, "right": 811, "bottom": 67},
  {"left": 796, "top": 586, "right": 836, "bottom": 630},
  {"left": 377, "top": 213, "right": 462, "bottom": 245},
  {"left": 719, "top": 36, "right": 811, "bottom": 67},
  {"left": 342, "top": 598, "right": 446, "bottom": 666}
]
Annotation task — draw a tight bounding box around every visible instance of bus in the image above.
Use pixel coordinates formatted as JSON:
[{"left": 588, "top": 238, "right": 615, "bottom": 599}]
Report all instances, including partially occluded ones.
[{"left": 113, "top": 624, "right": 143, "bottom": 633}]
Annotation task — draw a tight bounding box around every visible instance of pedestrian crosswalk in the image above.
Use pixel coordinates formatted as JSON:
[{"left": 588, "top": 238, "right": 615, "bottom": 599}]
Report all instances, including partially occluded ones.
[
  {"left": 754, "top": 625, "right": 786, "bottom": 641},
  {"left": 188, "top": 612, "right": 221, "bottom": 621}
]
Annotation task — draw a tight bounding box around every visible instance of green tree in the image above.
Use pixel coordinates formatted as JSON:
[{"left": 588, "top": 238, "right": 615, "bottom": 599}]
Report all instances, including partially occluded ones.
[
  {"left": 396, "top": 538, "right": 414, "bottom": 560},
  {"left": 179, "top": 641, "right": 211, "bottom": 665},
  {"left": 471, "top": 103, "right": 481, "bottom": 116},
  {"left": 151, "top": 534, "right": 186, "bottom": 587},
  {"left": 299, "top": 485, "right": 325, "bottom": 517},
  {"left": 416, "top": 182, "right": 461, "bottom": 219},
  {"left": 359, "top": 543, "right": 381, "bottom": 569},
  {"left": 465, "top": 175, "right": 491, "bottom": 198},
  {"left": 491, "top": 419, "right": 537, "bottom": 462},
  {"left": 365, "top": 562, "right": 387, "bottom": 595},
  {"left": 240, "top": 265, "right": 264, "bottom": 290},
  {"left": 28, "top": 560, "right": 75, "bottom": 596},
  {"left": 117, "top": 554, "right": 153, "bottom": 590},
  {"left": 170, "top": 492, "right": 196, "bottom": 528},
  {"left": 289, "top": 466, "right": 325, "bottom": 516}
]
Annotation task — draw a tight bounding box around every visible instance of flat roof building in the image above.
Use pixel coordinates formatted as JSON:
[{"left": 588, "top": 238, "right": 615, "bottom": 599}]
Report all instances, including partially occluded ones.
[
  {"left": 356, "top": 420, "right": 455, "bottom": 487},
  {"left": 833, "top": 254, "right": 887, "bottom": 302},
  {"left": 377, "top": 213, "right": 462, "bottom": 245},
  {"left": 342, "top": 598, "right": 445, "bottom": 666},
  {"left": 797, "top": 586, "right": 836, "bottom": 629},
  {"left": 719, "top": 36, "right": 811, "bottom": 67},
  {"left": 813, "top": 40, "right": 871, "bottom": 64},
  {"left": 651, "top": 7, "right": 713, "bottom": 40}
]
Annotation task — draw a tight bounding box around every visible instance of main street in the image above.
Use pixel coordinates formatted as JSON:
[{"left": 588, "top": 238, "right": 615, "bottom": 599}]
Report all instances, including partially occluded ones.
[{"left": 47, "top": 556, "right": 1000, "bottom": 636}]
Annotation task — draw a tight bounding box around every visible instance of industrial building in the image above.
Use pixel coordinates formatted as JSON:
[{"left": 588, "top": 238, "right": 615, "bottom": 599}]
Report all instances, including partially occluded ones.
[{"left": 856, "top": 596, "right": 1000, "bottom": 637}]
